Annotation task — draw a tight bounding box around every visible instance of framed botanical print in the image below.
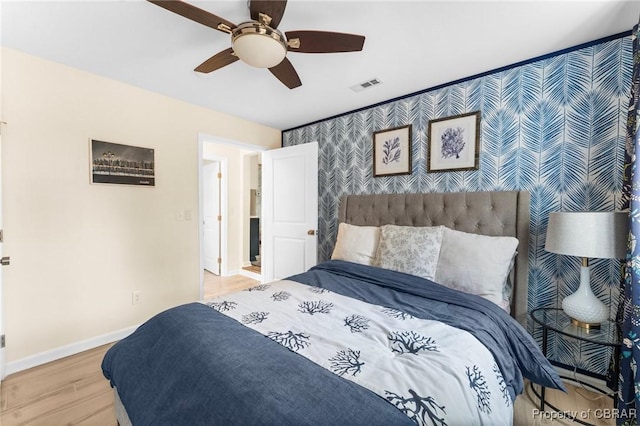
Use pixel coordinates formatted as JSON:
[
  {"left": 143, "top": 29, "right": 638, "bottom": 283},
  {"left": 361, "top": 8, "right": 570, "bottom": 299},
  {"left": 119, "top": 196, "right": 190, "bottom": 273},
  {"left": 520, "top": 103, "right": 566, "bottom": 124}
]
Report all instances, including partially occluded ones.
[
  {"left": 372, "top": 125, "right": 412, "bottom": 177},
  {"left": 427, "top": 111, "right": 480, "bottom": 172}
]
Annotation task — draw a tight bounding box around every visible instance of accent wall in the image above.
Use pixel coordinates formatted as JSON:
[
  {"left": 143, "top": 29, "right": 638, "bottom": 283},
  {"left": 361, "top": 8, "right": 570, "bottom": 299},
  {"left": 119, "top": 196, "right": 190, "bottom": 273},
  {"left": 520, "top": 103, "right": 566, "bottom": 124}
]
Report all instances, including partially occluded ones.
[{"left": 283, "top": 34, "right": 632, "bottom": 377}]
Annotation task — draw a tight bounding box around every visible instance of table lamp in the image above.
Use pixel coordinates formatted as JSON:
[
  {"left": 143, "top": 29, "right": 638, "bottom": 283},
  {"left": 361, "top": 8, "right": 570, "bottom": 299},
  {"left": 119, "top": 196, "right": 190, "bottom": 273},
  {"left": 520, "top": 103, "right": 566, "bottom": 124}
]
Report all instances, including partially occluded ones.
[{"left": 545, "top": 211, "right": 628, "bottom": 329}]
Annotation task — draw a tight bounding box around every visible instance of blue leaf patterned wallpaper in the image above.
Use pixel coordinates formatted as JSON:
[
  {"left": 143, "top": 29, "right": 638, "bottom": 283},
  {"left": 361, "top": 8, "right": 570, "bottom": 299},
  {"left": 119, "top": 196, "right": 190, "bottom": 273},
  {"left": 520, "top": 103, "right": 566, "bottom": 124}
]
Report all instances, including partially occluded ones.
[{"left": 283, "top": 35, "right": 632, "bottom": 376}]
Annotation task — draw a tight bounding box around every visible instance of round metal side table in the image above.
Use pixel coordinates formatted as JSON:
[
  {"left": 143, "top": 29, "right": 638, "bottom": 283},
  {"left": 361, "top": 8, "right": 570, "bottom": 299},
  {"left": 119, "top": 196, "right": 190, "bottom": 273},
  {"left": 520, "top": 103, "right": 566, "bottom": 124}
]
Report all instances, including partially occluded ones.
[{"left": 529, "top": 307, "right": 620, "bottom": 425}]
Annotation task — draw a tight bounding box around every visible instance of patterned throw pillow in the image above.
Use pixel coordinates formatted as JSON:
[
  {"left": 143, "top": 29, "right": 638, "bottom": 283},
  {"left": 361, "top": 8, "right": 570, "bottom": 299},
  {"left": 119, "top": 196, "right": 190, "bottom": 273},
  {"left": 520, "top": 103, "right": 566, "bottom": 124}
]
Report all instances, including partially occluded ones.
[{"left": 373, "top": 225, "right": 444, "bottom": 280}]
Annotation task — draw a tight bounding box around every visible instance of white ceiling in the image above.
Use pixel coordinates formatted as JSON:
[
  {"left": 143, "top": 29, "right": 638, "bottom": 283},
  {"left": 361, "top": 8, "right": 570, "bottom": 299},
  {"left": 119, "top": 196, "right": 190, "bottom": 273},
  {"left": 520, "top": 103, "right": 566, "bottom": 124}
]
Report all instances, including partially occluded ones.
[{"left": 2, "top": 1, "right": 639, "bottom": 130}]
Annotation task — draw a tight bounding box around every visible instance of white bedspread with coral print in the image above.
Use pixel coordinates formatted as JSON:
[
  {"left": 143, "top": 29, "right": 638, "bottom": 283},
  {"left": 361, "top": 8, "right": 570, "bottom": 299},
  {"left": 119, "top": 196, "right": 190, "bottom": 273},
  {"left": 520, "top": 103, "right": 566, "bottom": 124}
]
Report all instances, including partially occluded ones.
[{"left": 203, "top": 280, "right": 513, "bottom": 426}]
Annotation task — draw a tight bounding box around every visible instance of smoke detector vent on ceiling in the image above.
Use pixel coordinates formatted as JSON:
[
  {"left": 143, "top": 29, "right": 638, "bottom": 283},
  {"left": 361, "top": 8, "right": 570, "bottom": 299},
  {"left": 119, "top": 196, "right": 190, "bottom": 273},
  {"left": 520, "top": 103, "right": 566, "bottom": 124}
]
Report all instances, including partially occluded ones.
[{"left": 350, "top": 78, "right": 382, "bottom": 92}]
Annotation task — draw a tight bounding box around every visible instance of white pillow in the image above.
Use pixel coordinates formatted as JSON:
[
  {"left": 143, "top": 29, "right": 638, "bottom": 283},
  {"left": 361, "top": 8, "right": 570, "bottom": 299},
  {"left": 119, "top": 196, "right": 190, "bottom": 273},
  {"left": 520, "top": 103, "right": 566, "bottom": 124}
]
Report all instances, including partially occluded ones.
[
  {"left": 373, "top": 225, "right": 444, "bottom": 280},
  {"left": 331, "top": 223, "right": 380, "bottom": 265},
  {"left": 435, "top": 227, "right": 519, "bottom": 308}
]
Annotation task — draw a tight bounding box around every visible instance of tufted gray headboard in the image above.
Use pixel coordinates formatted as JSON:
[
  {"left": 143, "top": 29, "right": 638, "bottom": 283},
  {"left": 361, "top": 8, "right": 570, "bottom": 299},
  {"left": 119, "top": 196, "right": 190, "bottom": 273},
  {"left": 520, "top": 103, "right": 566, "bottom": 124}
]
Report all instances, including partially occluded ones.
[{"left": 337, "top": 191, "right": 530, "bottom": 322}]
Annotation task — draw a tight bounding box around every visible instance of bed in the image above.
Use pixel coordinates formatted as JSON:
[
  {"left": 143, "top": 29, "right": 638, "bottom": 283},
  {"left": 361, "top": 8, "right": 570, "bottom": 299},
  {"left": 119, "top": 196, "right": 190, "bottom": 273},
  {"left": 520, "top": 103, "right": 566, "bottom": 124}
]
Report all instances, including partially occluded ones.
[{"left": 102, "top": 190, "right": 563, "bottom": 425}]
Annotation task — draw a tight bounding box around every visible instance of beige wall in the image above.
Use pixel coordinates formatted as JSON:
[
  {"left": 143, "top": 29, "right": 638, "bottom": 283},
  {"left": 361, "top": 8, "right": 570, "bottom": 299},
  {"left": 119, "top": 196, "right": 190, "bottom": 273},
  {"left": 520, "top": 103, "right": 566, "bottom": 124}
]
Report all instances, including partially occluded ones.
[{"left": 1, "top": 48, "right": 280, "bottom": 364}]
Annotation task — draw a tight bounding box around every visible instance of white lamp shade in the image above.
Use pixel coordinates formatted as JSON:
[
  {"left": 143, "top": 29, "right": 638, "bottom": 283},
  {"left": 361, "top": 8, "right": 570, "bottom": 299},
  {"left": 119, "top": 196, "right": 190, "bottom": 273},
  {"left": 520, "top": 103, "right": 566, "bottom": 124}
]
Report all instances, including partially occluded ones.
[
  {"left": 545, "top": 211, "right": 628, "bottom": 259},
  {"left": 545, "top": 211, "right": 628, "bottom": 327}
]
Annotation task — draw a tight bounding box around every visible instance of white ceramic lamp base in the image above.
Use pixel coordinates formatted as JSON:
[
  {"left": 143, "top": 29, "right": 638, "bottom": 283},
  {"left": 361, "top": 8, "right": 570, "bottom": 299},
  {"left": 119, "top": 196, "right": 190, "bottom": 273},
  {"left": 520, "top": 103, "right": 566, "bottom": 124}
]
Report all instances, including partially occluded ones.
[{"left": 561, "top": 265, "right": 608, "bottom": 328}]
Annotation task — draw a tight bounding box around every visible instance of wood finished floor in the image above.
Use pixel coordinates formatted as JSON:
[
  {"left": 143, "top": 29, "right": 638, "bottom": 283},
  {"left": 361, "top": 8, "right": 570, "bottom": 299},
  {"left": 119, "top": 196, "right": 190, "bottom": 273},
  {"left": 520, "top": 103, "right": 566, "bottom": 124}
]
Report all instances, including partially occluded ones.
[
  {"left": 1, "top": 272, "right": 614, "bottom": 426},
  {"left": 203, "top": 270, "right": 259, "bottom": 299},
  {"left": 1, "top": 272, "right": 258, "bottom": 426}
]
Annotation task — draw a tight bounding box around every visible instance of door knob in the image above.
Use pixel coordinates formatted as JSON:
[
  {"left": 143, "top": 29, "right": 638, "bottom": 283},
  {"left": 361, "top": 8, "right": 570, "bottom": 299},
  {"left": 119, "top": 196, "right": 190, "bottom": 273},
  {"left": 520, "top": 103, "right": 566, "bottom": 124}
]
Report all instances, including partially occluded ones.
[{"left": 307, "top": 229, "right": 316, "bottom": 236}]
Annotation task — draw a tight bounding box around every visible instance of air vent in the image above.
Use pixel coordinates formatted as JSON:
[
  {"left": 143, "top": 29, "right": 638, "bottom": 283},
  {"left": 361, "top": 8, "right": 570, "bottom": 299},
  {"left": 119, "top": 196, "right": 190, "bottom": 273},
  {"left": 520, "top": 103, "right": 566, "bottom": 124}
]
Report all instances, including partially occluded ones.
[{"left": 350, "top": 78, "right": 382, "bottom": 92}]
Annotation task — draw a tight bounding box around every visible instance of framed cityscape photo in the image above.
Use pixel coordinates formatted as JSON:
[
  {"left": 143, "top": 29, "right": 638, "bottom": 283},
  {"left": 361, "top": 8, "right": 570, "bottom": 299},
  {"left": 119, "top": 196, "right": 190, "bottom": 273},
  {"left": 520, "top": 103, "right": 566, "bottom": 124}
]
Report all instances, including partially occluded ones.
[
  {"left": 90, "top": 139, "right": 155, "bottom": 186},
  {"left": 427, "top": 111, "right": 480, "bottom": 172},
  {"left": 372, "top": 124, "right": 412, "bottom": 177}
]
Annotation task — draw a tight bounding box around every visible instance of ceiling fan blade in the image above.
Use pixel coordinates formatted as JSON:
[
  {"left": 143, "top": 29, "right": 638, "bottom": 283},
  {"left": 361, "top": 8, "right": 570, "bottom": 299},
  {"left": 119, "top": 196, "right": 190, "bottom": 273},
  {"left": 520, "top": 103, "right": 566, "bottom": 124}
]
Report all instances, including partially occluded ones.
[
  {"left": 148, "top": 0, "right": 236, "bottom": 34},
  {"left": 249, "top": 0, "right": 287, "bottom": 29},
  {"left": 285, "top": 31, "right": 365, "bottom": 53},
  {"left": 269, "top": 58, "right": 301, "bottom": 89},
  {"left": 194, "top": 48, "right": 239, "bottom": 73}
]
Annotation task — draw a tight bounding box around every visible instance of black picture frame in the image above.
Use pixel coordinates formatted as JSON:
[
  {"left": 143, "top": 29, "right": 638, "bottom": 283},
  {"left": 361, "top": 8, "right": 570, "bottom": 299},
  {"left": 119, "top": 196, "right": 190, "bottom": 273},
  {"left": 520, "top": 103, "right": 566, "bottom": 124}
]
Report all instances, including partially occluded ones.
[
  {"left": 372, "top": 124, "right": 412, "bottom": 177},
  {"left": 90, "top": 139, "right": 155, "bottom": 186},
  {"left": 427, "top": 111, "right": 480, "bottom": 173}
]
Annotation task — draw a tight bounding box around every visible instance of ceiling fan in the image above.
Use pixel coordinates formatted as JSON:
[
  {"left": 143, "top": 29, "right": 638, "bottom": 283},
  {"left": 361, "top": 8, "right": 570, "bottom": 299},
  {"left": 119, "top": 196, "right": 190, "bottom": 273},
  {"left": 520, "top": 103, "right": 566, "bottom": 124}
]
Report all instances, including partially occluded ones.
[{"left": 148, "top": 0, "right": 366, "bottom": 89}]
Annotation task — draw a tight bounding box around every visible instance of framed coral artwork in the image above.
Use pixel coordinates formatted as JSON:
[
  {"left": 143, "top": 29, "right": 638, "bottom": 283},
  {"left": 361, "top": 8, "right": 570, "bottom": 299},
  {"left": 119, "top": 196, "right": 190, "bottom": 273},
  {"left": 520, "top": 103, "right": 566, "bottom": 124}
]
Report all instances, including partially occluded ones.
[
  {"left": 372, "top": 124, "right": 412, "bottom": 177},
  {"left": 427, "top": 111, "right": 480, "bottom": 172}
]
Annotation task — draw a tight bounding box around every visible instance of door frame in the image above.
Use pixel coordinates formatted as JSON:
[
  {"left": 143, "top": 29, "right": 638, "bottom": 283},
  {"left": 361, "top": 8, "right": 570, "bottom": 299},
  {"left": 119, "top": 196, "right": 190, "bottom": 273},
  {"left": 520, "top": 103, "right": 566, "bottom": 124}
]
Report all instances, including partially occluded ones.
[
  {"left": 197, "top": 133, "right": 266, "bottom": 298},
  {"left": 1, "top": 1, "right": 6, "bottom": 380},
  {"left": 0, "top": 127, "right": 4, "bottom": 381}
]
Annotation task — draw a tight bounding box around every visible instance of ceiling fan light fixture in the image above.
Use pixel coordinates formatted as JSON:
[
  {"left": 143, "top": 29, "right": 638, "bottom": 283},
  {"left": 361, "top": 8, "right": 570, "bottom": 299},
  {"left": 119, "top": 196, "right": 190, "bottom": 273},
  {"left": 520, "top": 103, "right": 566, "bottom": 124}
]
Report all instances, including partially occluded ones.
[{"left": 232, "top": 22, "right": 287, "bottom": 68}]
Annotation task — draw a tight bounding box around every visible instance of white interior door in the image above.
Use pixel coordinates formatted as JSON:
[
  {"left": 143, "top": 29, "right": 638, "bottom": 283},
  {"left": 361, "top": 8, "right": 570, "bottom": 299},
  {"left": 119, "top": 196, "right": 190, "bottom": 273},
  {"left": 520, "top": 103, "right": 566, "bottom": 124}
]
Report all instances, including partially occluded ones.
[
  {"left": 203, "top": 161, "right": 220, "bottom": 274},
  {"left": 262, "top": 142, "right": 318, "bottom": 282},
  {"left": 0, "top": 7, "right": 5, "bottom": 378},
  {"left": 0, "top": 130, "right": 4, "bottom": 381}
]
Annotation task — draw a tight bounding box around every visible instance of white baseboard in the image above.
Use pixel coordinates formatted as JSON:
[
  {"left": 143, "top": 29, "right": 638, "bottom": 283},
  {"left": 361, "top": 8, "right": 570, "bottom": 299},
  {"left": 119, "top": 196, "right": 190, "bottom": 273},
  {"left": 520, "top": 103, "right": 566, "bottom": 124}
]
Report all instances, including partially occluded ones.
[
  {"left": 4, "top": 325, "right": 139, "bottom": 377},
  {"left": 221, "top": 267, "right": 261, "bottom": 282},
  {"left": 222, "top": 269, "right": 240, "bottom": 277},
  {"left": 239, "top": 269, "right": 262, "bottom": 282}
]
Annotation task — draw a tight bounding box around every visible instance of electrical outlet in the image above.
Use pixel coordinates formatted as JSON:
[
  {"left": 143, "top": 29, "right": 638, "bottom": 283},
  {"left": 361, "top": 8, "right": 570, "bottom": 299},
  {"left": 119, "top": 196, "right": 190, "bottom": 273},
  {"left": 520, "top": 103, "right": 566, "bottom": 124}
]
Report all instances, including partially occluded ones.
[{"left": 132, "top": 290, "right": 142, "bottom": 305}]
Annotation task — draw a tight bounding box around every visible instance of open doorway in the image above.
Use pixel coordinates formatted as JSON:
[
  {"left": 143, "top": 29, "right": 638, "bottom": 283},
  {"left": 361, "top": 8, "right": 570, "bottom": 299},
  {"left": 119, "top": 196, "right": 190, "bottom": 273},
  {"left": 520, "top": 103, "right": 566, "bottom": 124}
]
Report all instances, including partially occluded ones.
[
  {"left": 244, "top": 153, "right": 261, "bottom": 276},
  {"left": 198, "top": 134, "right": 266, "bottom": 299}
]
